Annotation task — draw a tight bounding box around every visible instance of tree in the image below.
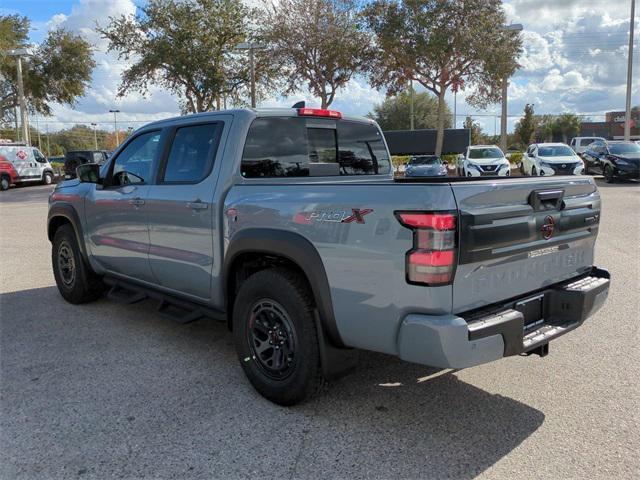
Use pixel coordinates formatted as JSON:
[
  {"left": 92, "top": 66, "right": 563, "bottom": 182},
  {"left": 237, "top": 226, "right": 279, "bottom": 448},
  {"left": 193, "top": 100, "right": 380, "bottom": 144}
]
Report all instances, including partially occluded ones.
[
  {"left": 0, "top": 15, "right": 95, "bottom": 124},
  {"left": 261, "top": 0, "right": 372, "bottom": 108},
  {"left": 365, "top": 0, "right": 522, "bottom": 156},
  {"left": 535, "top": 115, "right": 559, "bottom": 142},
  {"left": 463, "top": 116, "right": 483, "bottom": 145},
  {"left": 99, "top": 0, "right": 265, "bottom": 113},
  {"left": 369, "top": 89, "right": 451, "bottom": 130},
  {"left": 515, "top": 104, "right": 536, "bottom": 147},
  {"left": 555, "top": 113, "right": 581, "bottom": 143}
]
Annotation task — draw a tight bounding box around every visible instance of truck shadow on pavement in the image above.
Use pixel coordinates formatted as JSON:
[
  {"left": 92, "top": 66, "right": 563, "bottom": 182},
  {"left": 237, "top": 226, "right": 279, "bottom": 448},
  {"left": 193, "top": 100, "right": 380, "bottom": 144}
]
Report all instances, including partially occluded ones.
[{"left": 1, "top": 286, "right": 544, "bottom": 480}]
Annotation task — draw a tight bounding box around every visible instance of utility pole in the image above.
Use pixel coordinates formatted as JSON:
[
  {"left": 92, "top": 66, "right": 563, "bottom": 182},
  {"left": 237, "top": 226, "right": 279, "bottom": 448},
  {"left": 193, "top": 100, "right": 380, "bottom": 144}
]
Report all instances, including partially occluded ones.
[
  {"left": 109, "top": 109, "right": 120, "bottom": 145},
  {"left": 235, "top": 43, "right": 266, "bottom": 108},
  {"left": 409, "top": 80, "right": 415, "bottom": 130},
  {"left": 5, "top": 49, "right": 32, "bottom": 145},
  {"left": 500, "top": 24, "right": 523, "bottom": 152},
  {"left": 453, "top": 90, "right": 457, "bottom": 129},
  {"left": 91, "top": 122, "right": 98, "bottom": 149},
  {"left": 624, "top": 0, "right": 635, "bottom": 141}
]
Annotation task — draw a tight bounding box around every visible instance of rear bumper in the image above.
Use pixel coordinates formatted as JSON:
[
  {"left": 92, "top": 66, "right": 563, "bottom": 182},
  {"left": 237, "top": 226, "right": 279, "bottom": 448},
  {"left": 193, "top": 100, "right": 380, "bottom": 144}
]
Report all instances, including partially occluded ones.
[{"left": 397, "top": 267, "right": 610, "bottom": 369}]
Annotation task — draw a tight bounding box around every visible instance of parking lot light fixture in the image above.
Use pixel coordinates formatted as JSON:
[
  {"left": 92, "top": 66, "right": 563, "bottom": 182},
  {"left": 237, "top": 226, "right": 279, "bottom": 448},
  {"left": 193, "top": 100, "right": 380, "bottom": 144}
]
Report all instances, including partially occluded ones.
[
  {"left": 235, "top": 42, "right": 266, "bottom": 108},
  {"left": 500, "top": 24, "right": 523, "bottom": 152},
  {"left": 109, "top": 110, "right": 120, "bottom": 145}
]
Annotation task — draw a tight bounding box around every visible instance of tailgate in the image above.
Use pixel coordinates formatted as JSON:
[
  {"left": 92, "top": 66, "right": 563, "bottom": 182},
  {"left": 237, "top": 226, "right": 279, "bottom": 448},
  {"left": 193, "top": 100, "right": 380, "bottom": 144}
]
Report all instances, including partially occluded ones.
[{"left": 451, "top": 176, "right": 600, "bottom": 313}]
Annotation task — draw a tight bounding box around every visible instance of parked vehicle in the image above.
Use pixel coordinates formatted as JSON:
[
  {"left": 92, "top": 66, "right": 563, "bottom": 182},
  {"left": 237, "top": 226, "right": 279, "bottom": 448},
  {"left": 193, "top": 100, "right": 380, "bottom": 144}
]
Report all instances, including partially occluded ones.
[
  {"left": 458, "top": 145, "right": 510, "bottom": 177},
  {"left": 570, "top": 137, "right": 606, "bottom": 156},
  {"left": 522, "top": 143, "right": 585, "bottom": 176},
  {"left": 63, "top": 150, "right": 110, "bottom": 178},
  {"left": 404, "top": 155, "right": 448, "bottom": 177},
  {"left": 0, "top": 155, "right": 19, "bottom": 191},
  {"left": 47, "top": 108, "right": 610, "bottom": 405},
  {"left": 0, "top": 142, "right": 55, "bottom": 190},
  {"left": 582, "top": 140, "right": 640, "bottom": 182}
]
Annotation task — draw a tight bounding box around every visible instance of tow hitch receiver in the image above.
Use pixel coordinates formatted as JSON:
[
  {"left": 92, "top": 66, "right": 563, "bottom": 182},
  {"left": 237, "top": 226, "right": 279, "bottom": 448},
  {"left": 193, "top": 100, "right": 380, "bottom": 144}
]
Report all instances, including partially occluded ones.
[{"left": 524, "top": 343, "right": 549, "bottom": 357}]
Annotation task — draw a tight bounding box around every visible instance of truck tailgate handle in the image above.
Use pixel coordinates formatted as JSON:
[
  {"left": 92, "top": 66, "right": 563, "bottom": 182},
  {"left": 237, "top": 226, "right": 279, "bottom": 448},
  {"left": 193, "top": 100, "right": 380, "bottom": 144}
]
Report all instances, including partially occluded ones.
[
  {"left": 187, "top": 201, "right": 208, "bottom": 211},
  {"left": 529, "top": 189, "right": 564, "bottom": 211}
]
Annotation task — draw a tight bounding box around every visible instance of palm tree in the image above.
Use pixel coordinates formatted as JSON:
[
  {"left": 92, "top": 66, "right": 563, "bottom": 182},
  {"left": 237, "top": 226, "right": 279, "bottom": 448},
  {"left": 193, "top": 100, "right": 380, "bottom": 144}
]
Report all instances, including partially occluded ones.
[{"left": 556, "top": 113, "right": 581, "bottom": 143}]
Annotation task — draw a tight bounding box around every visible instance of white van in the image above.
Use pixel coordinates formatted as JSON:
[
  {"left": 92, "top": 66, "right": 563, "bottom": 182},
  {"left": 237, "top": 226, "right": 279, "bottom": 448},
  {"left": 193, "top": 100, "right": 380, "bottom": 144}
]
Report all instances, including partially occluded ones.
[
  {"left": 0, "top": 142, "right": 55, "bottom": 188},
  {"left": 570, "top": 137, "right": 606, "bottom": 156}
]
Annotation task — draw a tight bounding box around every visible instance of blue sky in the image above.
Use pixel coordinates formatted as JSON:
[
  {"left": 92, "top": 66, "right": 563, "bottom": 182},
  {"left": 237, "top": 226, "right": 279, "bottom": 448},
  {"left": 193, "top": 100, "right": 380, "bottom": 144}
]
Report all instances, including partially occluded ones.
[{"left": 3, "top": 0, "right": 639, "bottom": 134}]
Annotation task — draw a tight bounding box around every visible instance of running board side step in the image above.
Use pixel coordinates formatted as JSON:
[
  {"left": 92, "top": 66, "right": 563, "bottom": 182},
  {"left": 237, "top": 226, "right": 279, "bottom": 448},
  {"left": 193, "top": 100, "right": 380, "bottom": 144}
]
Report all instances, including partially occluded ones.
[
  {"left": 103, "top": 276, "right": 226, "bottom": 324},
  {"left": 107, "top": 284, "right": 148, "bottom": 304},
  {"left": 157, "top": 299, "right": 204, "bottom": 324}
]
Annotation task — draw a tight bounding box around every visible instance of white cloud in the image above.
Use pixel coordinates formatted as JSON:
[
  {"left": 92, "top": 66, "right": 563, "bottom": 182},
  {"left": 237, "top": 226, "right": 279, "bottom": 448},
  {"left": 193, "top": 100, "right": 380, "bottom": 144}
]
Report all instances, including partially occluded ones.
[{"left": 30, "top": 0, "right": 640, "bottom": 133}]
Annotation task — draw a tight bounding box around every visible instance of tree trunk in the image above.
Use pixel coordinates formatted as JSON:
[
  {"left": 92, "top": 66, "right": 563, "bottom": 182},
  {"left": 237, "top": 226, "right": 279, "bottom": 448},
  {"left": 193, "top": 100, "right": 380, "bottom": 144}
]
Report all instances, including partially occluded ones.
[{"left": 435, "top": 89, "right": 446, "bottom": 157}]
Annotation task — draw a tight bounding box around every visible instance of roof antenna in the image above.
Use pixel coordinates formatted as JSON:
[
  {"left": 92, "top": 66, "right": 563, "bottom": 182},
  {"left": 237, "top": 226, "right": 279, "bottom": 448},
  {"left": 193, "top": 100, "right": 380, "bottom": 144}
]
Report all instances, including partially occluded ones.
[{"left": 291, "top": 101, "right": 305, "bottom": 109}]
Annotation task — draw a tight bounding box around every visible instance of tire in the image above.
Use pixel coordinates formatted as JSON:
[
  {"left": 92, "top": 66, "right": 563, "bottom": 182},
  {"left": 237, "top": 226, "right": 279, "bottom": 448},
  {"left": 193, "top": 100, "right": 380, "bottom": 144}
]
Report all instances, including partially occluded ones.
[
  {"left": 42, "top": 171, "right": 54, "bottom": 185},
  {"left": 531, "top": 166, "right": 537, "bottom": 176},
  {"left": 52, "top": 224, "right": 104, "bottom": 304},
  {"left": 0, "top": 175, "right": 9, "bottom": 191},
  {"left": 604, "top": 164, "right": 615, "bottom": 183},
  {"left": 232, "top": 268, "right": 324, "bottom": 406}
]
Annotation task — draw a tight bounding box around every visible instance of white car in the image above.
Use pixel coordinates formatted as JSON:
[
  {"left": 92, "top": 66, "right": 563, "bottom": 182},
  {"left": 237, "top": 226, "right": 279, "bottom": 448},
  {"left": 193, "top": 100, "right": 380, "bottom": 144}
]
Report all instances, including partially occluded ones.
[
  {"left": 459, "top": 145, "right": 510, "bottom": 177},
  {"left": 523, "top": 143, "right": 585, "bottom": 176},
  {"left": 0, "top": 141, "right": 55, "bottom": 189},
  {"left": 570, "top": 137, "right": 606, "bottom": 156}
]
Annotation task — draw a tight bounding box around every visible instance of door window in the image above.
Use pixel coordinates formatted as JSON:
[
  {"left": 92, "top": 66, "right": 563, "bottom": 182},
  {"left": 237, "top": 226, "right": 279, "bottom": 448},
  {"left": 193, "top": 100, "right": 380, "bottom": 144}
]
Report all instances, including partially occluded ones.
[
  {"left": 161, "top": 123, "right": 221, "bottom": 183},
  {"left": 110, "top": 131, "right": 161, "bottom": 186},
  {"left": 33, "top": 149, "right": 47, "bottom": 163}
]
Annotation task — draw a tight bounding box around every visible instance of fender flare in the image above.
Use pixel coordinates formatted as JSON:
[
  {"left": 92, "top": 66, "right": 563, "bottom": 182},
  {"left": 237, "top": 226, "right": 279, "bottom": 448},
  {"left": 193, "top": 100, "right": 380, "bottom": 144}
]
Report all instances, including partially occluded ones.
[
  {"left": 47, "top": 203, "right": 88, "bottom": 262},
  {"left": 223, "top": 228, "right": 344, "bottom": 348}
]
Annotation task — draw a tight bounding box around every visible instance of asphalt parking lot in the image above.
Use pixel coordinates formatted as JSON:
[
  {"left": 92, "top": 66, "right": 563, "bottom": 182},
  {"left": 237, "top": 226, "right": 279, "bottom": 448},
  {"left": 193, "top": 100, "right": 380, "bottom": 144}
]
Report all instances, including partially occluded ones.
[{"left": 1, "top": 181, "right": 638, "bottom": 480}]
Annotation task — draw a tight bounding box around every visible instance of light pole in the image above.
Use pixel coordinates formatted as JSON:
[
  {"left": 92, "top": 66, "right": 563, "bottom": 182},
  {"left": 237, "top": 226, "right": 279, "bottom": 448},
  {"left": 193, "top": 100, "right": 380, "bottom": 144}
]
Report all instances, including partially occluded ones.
[
  {"left": 4, "top": 48, "right": 32, "bottom": 145},
  {"left": 624, "top": 0, "right": 635, "bottom": 141},
  {"left": 500, "top": 24, "right": 523, "bottom": 152},
  {"left": 235, "top": 42, "right": 266, "bottom": 108},
  {"left": 109, "top": 109, "right": 120, "bottom": 145},
  {"left": 91, "top": 122, "right": 98, "bottom": 149},
  {"left": 409, "top": 79, "right": 415, "bottom": 130}
]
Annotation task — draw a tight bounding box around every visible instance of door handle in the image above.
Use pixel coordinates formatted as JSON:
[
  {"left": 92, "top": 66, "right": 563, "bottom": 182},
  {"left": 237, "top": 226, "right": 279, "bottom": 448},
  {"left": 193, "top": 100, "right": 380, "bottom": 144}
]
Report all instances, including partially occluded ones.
[
  {"left": 129, "top": 198, "right": 145, "bottom": 207},
  {"left": 187, "top": 201, "right": 208, "bottom": 211}
]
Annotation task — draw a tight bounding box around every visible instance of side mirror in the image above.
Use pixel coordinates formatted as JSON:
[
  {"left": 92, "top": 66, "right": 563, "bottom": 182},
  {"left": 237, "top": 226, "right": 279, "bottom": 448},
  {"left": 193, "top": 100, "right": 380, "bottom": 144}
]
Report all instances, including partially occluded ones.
[{"left": 76, "top": 163, "right": 101, "bottom": 184}]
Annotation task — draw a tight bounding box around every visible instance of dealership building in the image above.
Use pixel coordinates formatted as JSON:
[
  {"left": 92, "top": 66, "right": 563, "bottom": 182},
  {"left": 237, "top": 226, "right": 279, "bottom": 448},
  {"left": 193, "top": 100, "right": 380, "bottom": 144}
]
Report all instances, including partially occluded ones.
[{"left": 580, "top": 110, "right": 640, "bottom": 140}]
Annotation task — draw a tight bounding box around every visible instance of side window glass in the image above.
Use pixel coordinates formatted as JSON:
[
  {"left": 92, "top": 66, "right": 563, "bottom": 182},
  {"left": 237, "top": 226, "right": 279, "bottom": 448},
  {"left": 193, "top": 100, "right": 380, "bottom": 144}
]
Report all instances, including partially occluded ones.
[
  {"left": 162, "top": 123, "right": 221, "bottom": 183},
  {"left": 111, "top": 131, "right": 161, "bottom": 186},
  {"left": 33, "top": 149, "right": 46, "bottom": 163},
  {"left": 241, "top": 117, "right": 308, "bottom": 178},
  {"left": 337, "top": 121, "right": 390, "bottom": 175}
]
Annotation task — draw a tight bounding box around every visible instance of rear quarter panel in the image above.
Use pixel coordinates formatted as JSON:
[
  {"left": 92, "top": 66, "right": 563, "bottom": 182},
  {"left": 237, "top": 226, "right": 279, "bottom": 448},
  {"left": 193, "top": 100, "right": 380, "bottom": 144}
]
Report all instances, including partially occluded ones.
[{"left": 224, "top": 182, "right": 457, "bottom": 355}]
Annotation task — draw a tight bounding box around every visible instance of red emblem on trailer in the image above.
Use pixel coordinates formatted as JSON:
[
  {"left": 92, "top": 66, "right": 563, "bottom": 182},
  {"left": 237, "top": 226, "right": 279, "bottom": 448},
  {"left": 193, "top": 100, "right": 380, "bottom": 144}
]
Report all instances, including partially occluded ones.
[{"left": 16, "top": 150, "right": 27, "bottom": 160}]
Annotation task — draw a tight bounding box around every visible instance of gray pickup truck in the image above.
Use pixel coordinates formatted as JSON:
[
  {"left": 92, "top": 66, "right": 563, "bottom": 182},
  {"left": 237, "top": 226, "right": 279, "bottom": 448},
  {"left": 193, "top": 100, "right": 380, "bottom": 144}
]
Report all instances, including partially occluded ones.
[{"left": 47, "top": 107, "right": 610, "bottom": 405}]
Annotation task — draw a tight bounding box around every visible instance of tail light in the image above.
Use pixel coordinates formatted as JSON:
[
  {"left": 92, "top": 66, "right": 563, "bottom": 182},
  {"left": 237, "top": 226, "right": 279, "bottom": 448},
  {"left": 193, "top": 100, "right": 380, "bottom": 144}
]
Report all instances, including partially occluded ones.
[
  {"left": 297, "top": 108, "right": 342, "bottom": 119},
  {"left": 396, "top": 211, "right": 457, "bottom": 286}
]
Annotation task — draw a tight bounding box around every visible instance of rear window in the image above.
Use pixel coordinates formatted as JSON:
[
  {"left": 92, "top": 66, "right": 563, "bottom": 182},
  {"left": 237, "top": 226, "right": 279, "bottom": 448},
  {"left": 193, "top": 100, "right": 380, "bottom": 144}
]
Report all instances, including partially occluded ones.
[{"left": 241, "top": 117, "right": 390, "bottom": 178}]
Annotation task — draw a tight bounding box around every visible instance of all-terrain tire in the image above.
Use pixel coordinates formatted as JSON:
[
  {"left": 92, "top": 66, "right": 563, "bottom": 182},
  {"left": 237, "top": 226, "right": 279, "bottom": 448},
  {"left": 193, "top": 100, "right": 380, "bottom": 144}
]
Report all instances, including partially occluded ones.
[
  {"left": 232, "top": 268, "right": 324, "bottom": 406},
  {"left": 52, "top": 224, "right": 104, "bottom": 304}
]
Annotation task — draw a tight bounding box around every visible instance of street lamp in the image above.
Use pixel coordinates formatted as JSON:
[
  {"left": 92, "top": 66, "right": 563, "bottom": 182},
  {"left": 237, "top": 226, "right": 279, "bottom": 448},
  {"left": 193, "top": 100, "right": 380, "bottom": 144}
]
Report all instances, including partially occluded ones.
[
  {"left": 500, "top": 24, "right": 523, "bottom": 152},
  {"left": 109, "top": 109, "right": 120, "bottom": 145},
  {"left": 3, "top": 48, "right": 33, "bottom": 145},
  {"left": 235, "top": 42, "right": 266, "bottom": 108},
  {"left": 90, "top": 122, "right": 98, "bottom": 149},
  {"left": 624, "top": 0, "right": 635, "bottom": 141}
]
